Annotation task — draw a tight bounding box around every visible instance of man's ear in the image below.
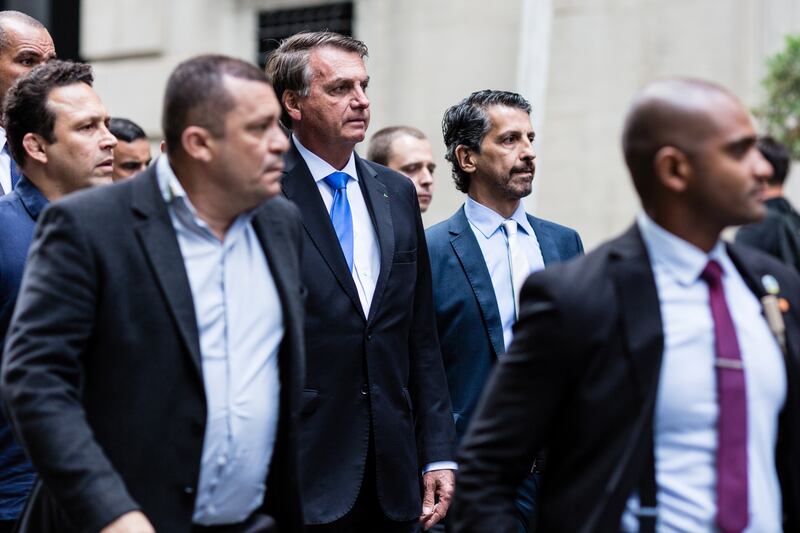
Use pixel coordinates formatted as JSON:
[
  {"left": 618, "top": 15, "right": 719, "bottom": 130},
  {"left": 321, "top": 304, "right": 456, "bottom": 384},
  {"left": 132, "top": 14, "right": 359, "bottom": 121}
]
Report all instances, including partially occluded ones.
[
  {"left": 181, "top": 126, "right": 215, "bottom": 163},
  {"left": 283, "top": 90, "right": 302, "bottom": 123},
  {"left": 22, "top": 133, "right": 47, "bottom": 165},
  {"left": 454, "top": 145, "right": 477, "bottom": 175},
  {"left": 654, "top": 146, "right": 692, "bottom": 193}
]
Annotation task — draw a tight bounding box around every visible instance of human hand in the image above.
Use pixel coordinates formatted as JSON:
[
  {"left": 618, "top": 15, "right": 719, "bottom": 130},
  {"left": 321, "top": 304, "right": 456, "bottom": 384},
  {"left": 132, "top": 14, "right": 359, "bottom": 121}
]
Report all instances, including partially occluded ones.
[
  {"left": 419, "top": 469, "right": 455, "bottom": 530},
  {"left": 100, "top": 511, "right": 155, "bottom": 533}
]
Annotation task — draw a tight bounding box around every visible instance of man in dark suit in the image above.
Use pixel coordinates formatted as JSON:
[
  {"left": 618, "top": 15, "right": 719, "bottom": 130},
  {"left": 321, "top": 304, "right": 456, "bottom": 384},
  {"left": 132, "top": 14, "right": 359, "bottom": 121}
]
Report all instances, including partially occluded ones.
[
  {"left": 453, "top": 78, "right": 800, "bottom": 532},
  {"left": 736, "top": 136, "right": 800, "bottom": 271},
  {"left": 266, "top": 31, "right": 456, "bottom": 532},
  {"left": 0, "top": 59, "right": 114, "bottom": 533},
  {"left": 2, "top": 55, "right": 305, "bottom": 533},
  {"left": 427, "top": 90, "right": 583, "bottom": 532}
]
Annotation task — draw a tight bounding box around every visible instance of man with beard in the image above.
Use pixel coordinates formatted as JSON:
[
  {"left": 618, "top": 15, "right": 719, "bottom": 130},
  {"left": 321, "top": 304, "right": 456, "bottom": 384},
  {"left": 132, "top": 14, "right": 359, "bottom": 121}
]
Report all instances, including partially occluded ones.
[{"left": 426, "top": 90, "right": 583, "bottom": 531}]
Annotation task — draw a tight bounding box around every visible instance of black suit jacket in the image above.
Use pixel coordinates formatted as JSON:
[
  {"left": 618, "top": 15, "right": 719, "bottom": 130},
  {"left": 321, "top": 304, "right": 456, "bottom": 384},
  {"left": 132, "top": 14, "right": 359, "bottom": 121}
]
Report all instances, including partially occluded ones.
[
  {"left": 281, "top": 141, "right": 456, "bottom": 524},
  {"left": 1, "top": 167, "right": 306, "bottom": 533},
  {"left": 453, "top": 224, "right": 800, "bottom": 532}
]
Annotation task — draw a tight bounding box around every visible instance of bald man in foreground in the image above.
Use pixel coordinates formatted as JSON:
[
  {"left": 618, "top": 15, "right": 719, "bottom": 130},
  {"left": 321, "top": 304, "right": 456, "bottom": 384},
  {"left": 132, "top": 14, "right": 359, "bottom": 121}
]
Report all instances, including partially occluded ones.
[{"left": 453, "top": 78, "right": 800, "bottom": 532}]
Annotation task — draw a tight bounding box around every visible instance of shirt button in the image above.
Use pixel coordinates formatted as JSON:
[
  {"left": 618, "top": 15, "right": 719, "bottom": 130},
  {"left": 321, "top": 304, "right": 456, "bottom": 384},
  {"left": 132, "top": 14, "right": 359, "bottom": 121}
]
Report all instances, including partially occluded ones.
[
  {"left": 217, "top": 456, "right": 227, "bottom": 466},
  {"left": 208, "top": 504, "right": 216, "bottom": 514}
]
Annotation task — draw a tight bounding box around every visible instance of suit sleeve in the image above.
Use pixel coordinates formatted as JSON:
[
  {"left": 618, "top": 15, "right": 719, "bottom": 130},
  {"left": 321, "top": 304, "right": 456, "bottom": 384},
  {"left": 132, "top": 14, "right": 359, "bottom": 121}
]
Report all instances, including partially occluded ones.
[
  {"left": 407, "top": 187, "right": 457, "bottom": 466},
  {"left": 1, "top": 205, "right": 139, "bottom": 532},
  {"left": 451, "top": 273, "right": 581, "bottom": 532}
]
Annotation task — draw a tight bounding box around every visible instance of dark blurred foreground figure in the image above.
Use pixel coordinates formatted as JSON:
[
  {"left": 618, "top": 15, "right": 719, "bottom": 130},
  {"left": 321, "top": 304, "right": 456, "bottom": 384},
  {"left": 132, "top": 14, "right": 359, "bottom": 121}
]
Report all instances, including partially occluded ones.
[
  {"left": 453, "top": 78, "right": 800, "bottom": 532},
  {"left": 0, "top": 10, "right": 55, "bottom": 195},
  {"left": 2, "top": 55, "right": 305, "bottom": 533},
  {"left": 0, "top": 59, "right": 114, "bottom": 533},
  {"left": 109, "top": 117, "right": 151, "bottom": 181},
  {"left": 735, "top": 136, "right": 800, "bottom": 271}
]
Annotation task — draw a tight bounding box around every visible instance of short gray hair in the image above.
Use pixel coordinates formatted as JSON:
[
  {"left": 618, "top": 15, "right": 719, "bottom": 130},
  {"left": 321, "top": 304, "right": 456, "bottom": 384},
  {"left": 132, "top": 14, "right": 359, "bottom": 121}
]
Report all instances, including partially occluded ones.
[
  {"left": 0, "top": 11, "right": 47, "bottom": 52},
  {"left": 265, "top": 31, "right": 368, "bottom": 128}
]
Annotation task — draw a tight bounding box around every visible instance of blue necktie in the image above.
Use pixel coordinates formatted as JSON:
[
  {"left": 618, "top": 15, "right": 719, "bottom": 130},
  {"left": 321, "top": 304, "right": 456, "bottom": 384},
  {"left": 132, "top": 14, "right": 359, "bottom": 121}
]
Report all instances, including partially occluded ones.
[
  {"left": 3, "top": 142, "right": 21, "bottom": 189},
  {"left": 323, "top": 171, "right": 354, "bottom": 271}
]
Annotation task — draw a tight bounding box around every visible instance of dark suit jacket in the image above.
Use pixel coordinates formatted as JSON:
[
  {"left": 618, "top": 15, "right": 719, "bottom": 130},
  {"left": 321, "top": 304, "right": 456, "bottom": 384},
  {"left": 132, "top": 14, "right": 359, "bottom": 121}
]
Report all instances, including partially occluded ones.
[
  {"left": 281, "top": 141, "right": 456, "bottom": 524},
  {"left": 736, "top": 197, "right": 800, "bottom": 272},
  {"left": 0, "top": 177, "right": 45, "bottom": 519},
  {"left": 453, "top": 224, "right": 800, "bottom": 532},
  {"left": 426, "top": 205, "right": 583, "bottom": 441},
  {"left": 1, "top": 167, "right": 306, "bottom": 533}
]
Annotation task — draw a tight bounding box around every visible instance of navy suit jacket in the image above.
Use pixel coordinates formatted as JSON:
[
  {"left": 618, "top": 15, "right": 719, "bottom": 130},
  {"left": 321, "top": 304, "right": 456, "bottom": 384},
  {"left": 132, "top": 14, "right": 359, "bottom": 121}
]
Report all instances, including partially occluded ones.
[
  {"left": 426, "top": 205, "right": 583, "bottom": 440},
  {"left": 0, "top": 177, "right": 45, "bottom": 519},
  {"left": 281, "top": 141, "right": 456, "bottom": 524}
]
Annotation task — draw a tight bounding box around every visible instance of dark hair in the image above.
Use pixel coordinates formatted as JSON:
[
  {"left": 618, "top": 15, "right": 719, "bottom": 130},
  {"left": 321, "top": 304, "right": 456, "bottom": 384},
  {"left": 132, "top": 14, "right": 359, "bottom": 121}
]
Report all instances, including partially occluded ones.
[
  {"left": 265, "top": 31, "right": 368, "bottom": 128},
  {"left": 162, "top": 54, "right": 269, "bottom": 157},
  {"left": 0, "top": 11, "right": 47, "bottom": 52},
  {"left": 367, "top": 125, "right": 426, "bottom": 166},
  {"left": 758, "top": 136, "right": 791, "bottom": 186},
  {"left": 442, "top": 90, "right": 532, "bottom": 193},
  {"left": 109, "top": 117, "right": 146, "bottom": 143},
  {"left": 3, "top": 59, "right": 93, "bottom": 166}
]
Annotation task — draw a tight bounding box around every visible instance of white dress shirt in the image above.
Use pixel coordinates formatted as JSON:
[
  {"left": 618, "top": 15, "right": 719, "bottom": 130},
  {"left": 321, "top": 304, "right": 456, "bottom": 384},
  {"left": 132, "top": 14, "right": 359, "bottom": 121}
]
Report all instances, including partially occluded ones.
[
  {"left": 621, "top": 212, "right": 786, "bottom": 532},
  {"left": 464, "top": 197, "right": 545, "bottom": 349},
  {"left": 0, "top": 127, "right": 13, "bottom": 194},
  {"left": 157, "top": 157, "right": 283, "bottom": 526},
  {"left": 293, "top": 135, "right": 380, "bottom": 317}
]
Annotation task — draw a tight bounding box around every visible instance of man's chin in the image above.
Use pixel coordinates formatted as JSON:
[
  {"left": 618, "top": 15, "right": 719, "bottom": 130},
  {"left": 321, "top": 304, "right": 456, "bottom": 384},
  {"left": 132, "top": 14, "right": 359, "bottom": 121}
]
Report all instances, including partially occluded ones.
[{"left": 89, "top": 176, "right": 113, "bottom": 187}]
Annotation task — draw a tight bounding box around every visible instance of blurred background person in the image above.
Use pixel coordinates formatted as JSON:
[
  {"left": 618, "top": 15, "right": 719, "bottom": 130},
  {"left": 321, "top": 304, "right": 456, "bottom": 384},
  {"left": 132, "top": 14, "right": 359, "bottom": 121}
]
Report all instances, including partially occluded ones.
[
  {"left": 735, "top": 136, "right": 800, "bottom": 271},
  {"left": 108, "top": 116, "right": 151, "bottom": 181},
  {"left": 0, "top": 10, "right": 55, "bottom": 195},
  {"left": 368, "top": 125, "right": 435, "bottom": 212}
]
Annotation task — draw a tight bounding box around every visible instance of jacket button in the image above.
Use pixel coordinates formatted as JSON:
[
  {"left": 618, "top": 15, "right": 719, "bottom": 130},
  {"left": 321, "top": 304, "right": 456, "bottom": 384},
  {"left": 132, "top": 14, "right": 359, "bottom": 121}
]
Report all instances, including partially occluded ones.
[
  {"left": 183, "top": 486, "right": 194, "bottom": 495},
  {"left": 361, "top": 384, "right": 369, "bottom": 395}
]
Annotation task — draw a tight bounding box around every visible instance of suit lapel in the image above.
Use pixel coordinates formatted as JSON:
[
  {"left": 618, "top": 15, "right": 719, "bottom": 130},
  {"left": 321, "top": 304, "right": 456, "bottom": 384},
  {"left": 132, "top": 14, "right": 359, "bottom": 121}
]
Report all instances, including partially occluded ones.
[
  {"left": 281, "top": 142, "right": 364, "bottom": 319},
  {"left": 608, "top": 225, "right": 664, "bottom": 400},
  {"left": 131, "top": 167, "right": 203, "bottom": 378},
  {"left": 528, "top": 214, "right": 558, "bottom": 265},
  {"left": 727, "top": 243, "right": 800, "bottom": 366},
  {"left": 449, "top": 207, "right": 505, "bottom": 358},
  {"left": 252, "top": 202, "right": 297, "bottom": 325},
  {"left": 355, "top": 155, "right": 394, "bottom": 324}
]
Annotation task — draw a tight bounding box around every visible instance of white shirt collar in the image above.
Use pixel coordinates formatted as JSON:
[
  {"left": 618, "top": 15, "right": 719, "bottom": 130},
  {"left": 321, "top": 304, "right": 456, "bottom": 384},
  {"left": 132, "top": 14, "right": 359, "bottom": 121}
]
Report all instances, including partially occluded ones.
[
  {"left": 464, "top": 196, "right": 534, "bottom": 239},
  {"left": 0, "top": 126, "right": 7, "bottom": 148},
  {"left": 292, "top": 133, "right": 359, "bottom": 183},
  {"left": 636, "top": 211, "right": 730, "bottom": 286}
]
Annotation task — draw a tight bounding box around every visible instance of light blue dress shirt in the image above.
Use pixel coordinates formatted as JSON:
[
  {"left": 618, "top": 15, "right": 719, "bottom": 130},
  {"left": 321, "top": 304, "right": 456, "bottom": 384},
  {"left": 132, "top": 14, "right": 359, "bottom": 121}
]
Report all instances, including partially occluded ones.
[
  {"left": 621, "top": 213, "right": 785, "bottom": 532},
  {"left": 156, "top": 157, "right": 284, "bottom": 526},
  {"left": 0, "top": 127, "right": 12, "bottom": 194},
  {"left": 464, "top": 197, "right": 545, "bottom": 349}
]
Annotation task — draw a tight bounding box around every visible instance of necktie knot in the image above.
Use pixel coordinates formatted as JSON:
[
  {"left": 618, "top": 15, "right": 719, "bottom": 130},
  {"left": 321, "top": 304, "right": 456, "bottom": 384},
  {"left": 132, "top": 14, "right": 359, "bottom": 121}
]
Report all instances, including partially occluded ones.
[
  {"left": 701, "top": 259, "right": 723, "bottom": 287},
  {"left": 502, "top": 219, "right": 518, "bottom": 238},
  {"left": 324, "top": 171, "right": 350, "bottom": 191}
]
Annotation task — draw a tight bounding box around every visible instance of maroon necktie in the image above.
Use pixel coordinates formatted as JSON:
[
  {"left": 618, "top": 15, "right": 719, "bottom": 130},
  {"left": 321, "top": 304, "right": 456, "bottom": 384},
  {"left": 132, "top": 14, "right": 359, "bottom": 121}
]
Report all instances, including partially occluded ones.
[{"left": 700, "top": 260, "right": 748, "bottom": 533}]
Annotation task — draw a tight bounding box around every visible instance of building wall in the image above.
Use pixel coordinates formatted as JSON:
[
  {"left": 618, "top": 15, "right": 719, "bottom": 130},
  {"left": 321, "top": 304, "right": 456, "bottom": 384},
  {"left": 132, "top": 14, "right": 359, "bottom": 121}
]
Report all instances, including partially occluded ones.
[{"left": 81, "top": 0, "right": 800, "bottom": 248}]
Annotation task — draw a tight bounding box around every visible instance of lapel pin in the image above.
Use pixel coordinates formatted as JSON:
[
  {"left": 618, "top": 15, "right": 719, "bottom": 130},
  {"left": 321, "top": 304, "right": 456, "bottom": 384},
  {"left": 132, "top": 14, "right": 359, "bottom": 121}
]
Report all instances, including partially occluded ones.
[
  {"left": 762, "top": 274, "right": 780, "bottom": 295},
  {"left": 383, "top": 192, "right": 389, "bottom": 198},
  {"left": 780, "top": 298, "right": 790, "bottom": 312}
]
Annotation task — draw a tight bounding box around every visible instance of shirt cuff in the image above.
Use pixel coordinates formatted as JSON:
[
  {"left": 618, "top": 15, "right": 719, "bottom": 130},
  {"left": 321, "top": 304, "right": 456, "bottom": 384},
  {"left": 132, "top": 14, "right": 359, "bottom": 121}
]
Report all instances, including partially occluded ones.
[{"left": 422, "top": 461, "right": 458, "bottom": 474}]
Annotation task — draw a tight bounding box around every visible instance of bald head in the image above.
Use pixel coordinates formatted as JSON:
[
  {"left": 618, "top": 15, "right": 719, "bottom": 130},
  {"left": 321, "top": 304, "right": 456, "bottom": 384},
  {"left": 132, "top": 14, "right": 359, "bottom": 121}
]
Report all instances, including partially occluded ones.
[
  {"left": 0, "top": 11, "right": 47, "bottom": 50},
  {"left": 622, "top": 78, "right": 742, "bottom": 202},
  {"left": 0, "top": 10, "right": 54, "bottom": 115}
]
